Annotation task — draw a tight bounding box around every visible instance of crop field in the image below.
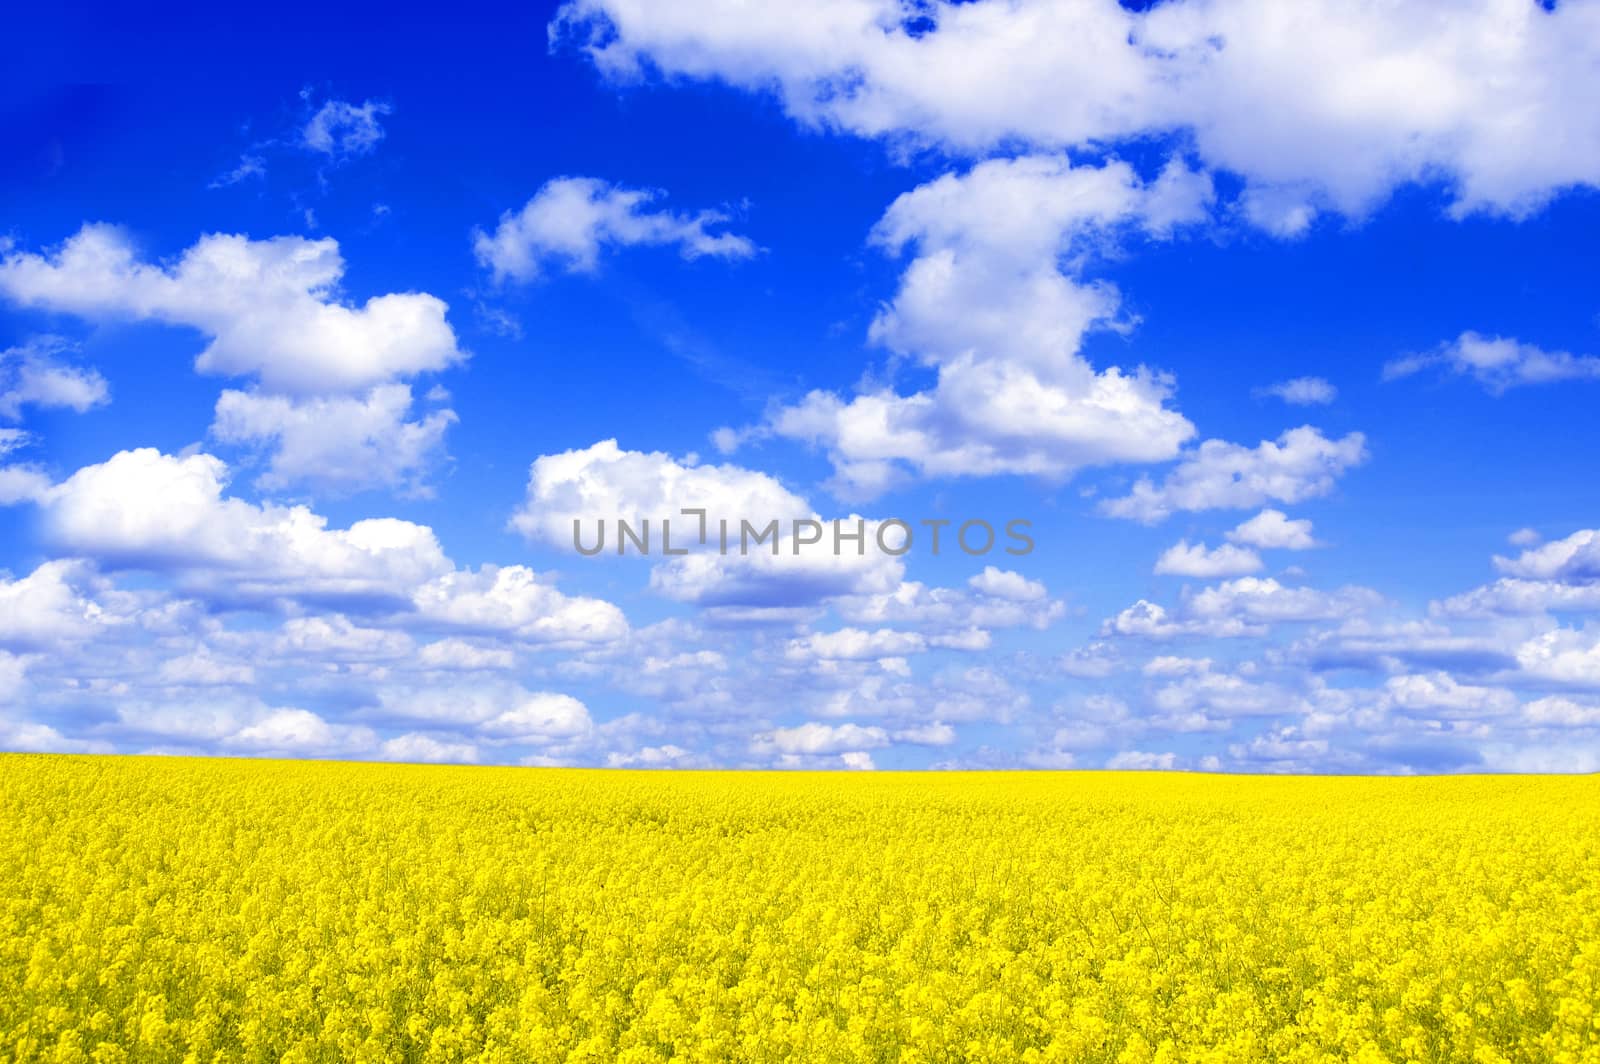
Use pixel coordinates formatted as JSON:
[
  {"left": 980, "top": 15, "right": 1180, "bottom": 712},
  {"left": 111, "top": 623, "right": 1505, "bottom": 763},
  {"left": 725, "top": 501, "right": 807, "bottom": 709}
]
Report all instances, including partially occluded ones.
[{"left": 1, "top": 756, "right": 1597, "bottom": 1063}]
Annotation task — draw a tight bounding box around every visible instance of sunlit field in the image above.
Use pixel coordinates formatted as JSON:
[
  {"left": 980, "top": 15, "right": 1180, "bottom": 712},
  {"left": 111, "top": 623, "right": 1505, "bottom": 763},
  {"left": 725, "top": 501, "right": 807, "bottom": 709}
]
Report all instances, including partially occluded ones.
[{"left": 2, "top": 756, "right": 1597, "bottom": 1063}]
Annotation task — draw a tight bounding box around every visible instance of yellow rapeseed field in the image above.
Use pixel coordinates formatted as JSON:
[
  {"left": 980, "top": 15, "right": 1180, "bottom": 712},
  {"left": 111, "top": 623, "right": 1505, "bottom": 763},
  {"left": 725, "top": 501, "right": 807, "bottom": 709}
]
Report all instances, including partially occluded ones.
[{"left": 1, "top": 756, "right": 1597, "bottom": 1063}]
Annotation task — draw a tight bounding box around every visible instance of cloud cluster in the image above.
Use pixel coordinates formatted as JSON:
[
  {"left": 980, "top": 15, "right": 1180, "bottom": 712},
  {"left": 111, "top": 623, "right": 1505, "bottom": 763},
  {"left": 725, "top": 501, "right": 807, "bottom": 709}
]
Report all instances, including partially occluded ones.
[
  {"left": 556, "top": 0, "right": 1600, "bottom": 227},
  {"left": 474, "top": 177, "right": 757, "bottom": 283},
  {"left": 0, "top": 225, "right": 465, "bottom": 494},
  {"left": 1103, "top": 427, "right": 1366, "bottom": 523},
  {"left": 1386, "top": 332, "right": 1600, "bottom": 393},
  {"left": 728, "top": 156, "right": 1209, "bottom": 497}
]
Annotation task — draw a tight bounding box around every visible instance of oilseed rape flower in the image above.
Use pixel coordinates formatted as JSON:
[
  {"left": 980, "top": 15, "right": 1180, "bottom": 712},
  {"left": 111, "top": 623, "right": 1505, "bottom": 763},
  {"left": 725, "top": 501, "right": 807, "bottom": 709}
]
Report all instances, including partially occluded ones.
[{"left": 1, "top": 755, "right": 1598, "bottom": 1062}]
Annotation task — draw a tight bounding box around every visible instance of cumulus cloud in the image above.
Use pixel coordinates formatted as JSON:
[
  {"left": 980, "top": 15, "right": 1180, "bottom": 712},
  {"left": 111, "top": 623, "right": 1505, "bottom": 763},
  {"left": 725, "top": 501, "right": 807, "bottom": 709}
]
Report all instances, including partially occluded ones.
[
  {"left": 211, "top": 385, "right": 456, "bottom": 496},
  {"left": 1435, "top": 529, "right": 1600, "bottom": 617},
  {"left": 736, "top": 156, "right": 1206, "bottom": 497},
  {"left": 0, "top": 337, "right": 109, "bottom": 420},
  {"left": 1495, "top": 529, "right": 1600, "bottom": 583},
  {"left": 224, "top": 707, "right": 375, "bottom": 756},
  {"left": 1105, "top": 577, "right": 1379, "bottom": 641},
  {"left": 514, "top": 438, "right": 904, "bottom": 612},
  {"left": 0, "top": 225, "right": 462, "bottom": 394},
  {"left": 0, "top": 225, "right": 465, "bottom": 495},
  {"left": 17, "top": 448, "right": 626, "bottom": 644},
  {"left": 378, "top": 733, "right": 480, "bottom": 764},
  {"left": 1227, "top": 509, "right": 1318, "bottom": 551},
  {"left": 0, "top": 560, "right": 117, "bottom": 650},
  {"left": 1188, "top": 577, "right": 1382, "bottom": 625},
  {"left": 1154, "top": 540, "right": 1263, "bottom": 578},
  {"left": 1148, "top": 667, "right": 1299, "bottom": 725},
  {"left": 513, "top": 438, "right": 810, "bottom": 544},
  {"left": 1383, "top": 672, "right": 1517, "bottom": 719},
  {"left": 1105, "top": 750, "right": 1181, "bottom": 771},
  {"left": 1385, "top": 332, "right": 1600, "bottom": 393},
  {"left": 1514, "top": 628, "right": 1600, "bottom": 688},
  {"left": 556, "top": 0, "right": 1600, "bottom": 224},
  {"left": 1290, "top": 618, "right": 1517, "bottom": 673},
  {"left": 1100, "top": 599, "right": 1256, "bottom": 641},
  {"left": 1101, "top": 427, "right": 1367, "bottom": 523},
  {"left": 785, "top": 627, "right": 926, "bottom": 663},
  {"left": 33, "top": 448, "right": 450, "bottom": 606},
  {"left": 276, "top": 615, "right": 412, "bottom": 662},
  {"left": 831, "top": 569, "right": 1064, "bottom": 639},
  {"left": 473, "top": 176, "right": 757, "bottom": 283},
  {"left": 753, "top": 721, "right": 890, "bottom": 756},
  {"left": 412, "top": 566, "right": 627, "bottom": 646}
]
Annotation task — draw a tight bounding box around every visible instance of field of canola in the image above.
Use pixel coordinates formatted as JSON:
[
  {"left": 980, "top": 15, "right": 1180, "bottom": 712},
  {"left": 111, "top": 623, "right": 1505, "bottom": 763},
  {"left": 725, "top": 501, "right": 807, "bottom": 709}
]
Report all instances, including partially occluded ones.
[{"left": 2, "top": 755, "right": 1598, "bottom": 1064}]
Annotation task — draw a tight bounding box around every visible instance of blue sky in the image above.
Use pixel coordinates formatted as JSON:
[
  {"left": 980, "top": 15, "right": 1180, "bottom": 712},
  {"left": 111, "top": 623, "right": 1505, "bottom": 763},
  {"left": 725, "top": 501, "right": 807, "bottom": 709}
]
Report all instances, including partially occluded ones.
[{"left": 3, "top": 0, "right": 1600, "bottom": 771}]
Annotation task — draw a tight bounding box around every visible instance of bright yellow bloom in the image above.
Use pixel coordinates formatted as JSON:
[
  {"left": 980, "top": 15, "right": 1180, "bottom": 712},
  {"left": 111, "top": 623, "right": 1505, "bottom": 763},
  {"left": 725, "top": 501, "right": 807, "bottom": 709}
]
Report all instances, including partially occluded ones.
[{"left": 1, "top": 756, "right": 1597, "bottom": 1062}]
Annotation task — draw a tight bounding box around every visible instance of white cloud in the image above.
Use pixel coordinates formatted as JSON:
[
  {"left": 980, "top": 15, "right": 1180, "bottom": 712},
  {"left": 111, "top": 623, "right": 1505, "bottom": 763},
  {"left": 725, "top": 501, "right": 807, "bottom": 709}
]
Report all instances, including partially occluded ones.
[
  {"left": 1101, "top": 427, "right": 1367, "bottom": 523},
  {"left": 1478, "top": 744, "right": 1600, "bottom": 774},
  {"left": 1515, "top": 628, "right": 1600, "bottom": 688},
  {"left": 1149, "top": 668, "right": 1296, "bottom": 722},
  {"left": 0, "top": 224, "right": 462, "bottom": 395},
  {"left": 1106, "top": 750, "right": 1181, "bottom": 771},
  {"left": 0, "top": 226, "right": 464, "bottom": 495},
  {"left": 513, "top": 438, "right": 809, "bottom": 544},
  {"left": 1255, "top": 376, "right": 1336, "bottom": 405},
  {"left": 754, "top": 721, "right": 890, "bottom": 755},
  {"left": 1433, "top": 579, "right": 1600, "bottom": 619},
  {"left": 473, "top": 176, "right": 757, "bottom": 283},
  {"left": 209, "top": 155, "right": 266, "bottom": 189},
  {"left": 413, "top": 566, "right": 628, "bottom": 646},
  {"left": 1105, "top": 577, "right": 1379, "bottom": 641},
  {"left": 0, "top": 720, "right": 108, "bottom": 754},
  {"left": 0, "top": 560, "right": 115, "bottom": 650},
  {"left": 157, "top": 647, "right": 256, "bottom": 687},
  {"left": 1189, "top": 577, "right": 1382, "bottom": 624},
  {"left": 966, "top": 566, "right": 1046, "bottom": 602},
  {"left": 415, "top": 639, "right": 516, "bottom": 671},
  {"left": 514, "top": 439, "right": 904, "bottom": 611},
  {"left": 22, "top": 448, "right": 627, "bottom": 644},
  {"left": 378, "top": 733, "right": 480, "bottom": 763},
  {"left": 377, "top": 686, "right": 594, "bottom": 745},
  {"left": 1154, "top": 540, "right": 1263, "bottom": 578},
  {"left": 892, "top": 721, "right": 956, "bottom": 746},
  {"left": 832, "top": 571, "right": 1064, "bottom": 635},
  {"left": 1437, "top": 530, "right": 1600, "bottom": 617},
  {"left": 225, "top": 707, "right": 377, "bottom": 756},
  {"left": 785, "top": 627, "right": 926, "bottom": 662},
  {"left": 1521, "top": 696, "right": 1600, "bottom": 728},
  {"left": 1227, "top": 509, "right": 1318, "bottom": 551},
  {"left": 479, "top": 692, "right": 594, "bottom": 741},
  {"left": 1385, "top": 332, "right": 1600, "bottom": 393},
  {"left": 211, "top": 385, "right": 456, "bottom": 496},
  {"left": 1227, "top": 728, "right": 1331, "bottom": 772},
  {"left": 36, "top": 448, "right": 451, "bottom": 605},
  {"left": 557, "top": 0, "right": 1600, "bottom": 223},
  {"left": 1143, "top": 656, "right": 1212, "bottom": 677},
  {"left": 276, "top": 615, "right": 412, "bottom": 661},
  {"left": 1100, "top": 599, "right": 1255, "bottom": 641},
  {"left": 1290, "top": 618, "right": 1516, "bottom": 673},
  {"left": 0, "top": 462, "right": 51, "bottom": 506},
  {"left": 1494, "top": 529, "right": 1600, "bottom": 583},
  {"left": 744, "top": 156, "right": 1205, "bottom": 496},
  {"left": 1384, "top": 672, "right": 1516, "bottom": 719},
  {"left": 606, "top": 744, "right": 696, "bottom": 768},
  {"left": 303, "top": 99, "right": 392, "bottom": 157},
  {"left": 0, "top": 337, "right": 109, "bottom": 419}
]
